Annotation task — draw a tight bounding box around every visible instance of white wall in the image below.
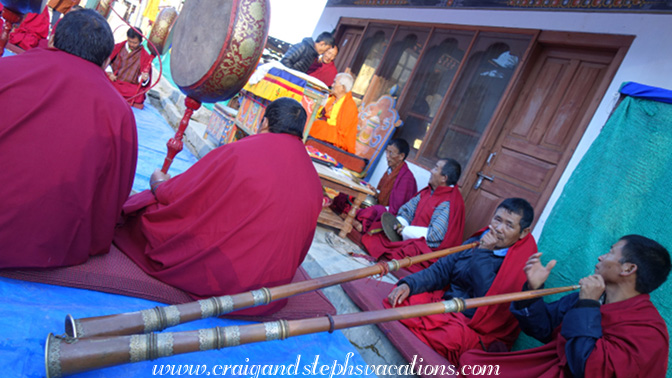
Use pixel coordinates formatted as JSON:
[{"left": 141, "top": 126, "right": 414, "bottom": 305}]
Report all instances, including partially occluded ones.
[{"left": 314, "top": 8, "right": 672, "bottom": 238}]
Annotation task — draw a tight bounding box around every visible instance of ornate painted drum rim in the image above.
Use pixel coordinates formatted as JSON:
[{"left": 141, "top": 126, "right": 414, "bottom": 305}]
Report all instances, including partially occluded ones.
[
  {"left": 170, "top": 0, "right": 270, "bottom": 103},
  {"left": 147, "top": 6, "right": 177, "bottom": 56},
  {"left": 1, "top": 0, "right": 41, "bottom": 14}
]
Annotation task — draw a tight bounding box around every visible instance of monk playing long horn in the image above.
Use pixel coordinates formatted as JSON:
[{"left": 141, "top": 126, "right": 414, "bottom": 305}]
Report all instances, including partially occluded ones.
[
  {"left": 65, "top": 241, "right": 479, "bottom": 338},
  {"left": 385, "top": 197, "right": 537, "bottom": 365},
  {"left": 460, "top": 234, "right": 671, "bottom": 377},
  {"left": 45, "top": 285, "right": 580, "bottom": 378}
]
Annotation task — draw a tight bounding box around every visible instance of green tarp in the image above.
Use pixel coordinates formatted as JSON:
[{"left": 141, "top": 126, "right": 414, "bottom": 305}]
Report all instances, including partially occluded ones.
[{"left": 513, "top": 92, "right": 672, "bottom": 376}]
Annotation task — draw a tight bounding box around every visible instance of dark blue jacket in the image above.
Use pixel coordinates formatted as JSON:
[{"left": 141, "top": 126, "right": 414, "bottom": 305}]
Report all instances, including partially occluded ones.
[
  {"left": 511, "top": 290, "right": 602, "bottom": 378},
  {"left": 399, "top": 236, "right": 505, "bottom": 318},
  {"left": 280, "top": 38, "right": 318, "bottom": 73}
]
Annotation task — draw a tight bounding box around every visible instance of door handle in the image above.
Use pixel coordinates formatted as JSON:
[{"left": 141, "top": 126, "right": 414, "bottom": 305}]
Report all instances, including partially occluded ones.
[
  {"left": 486, "top": 152, "right": 497, "bottom": 165},
  {"left": 473, "top": 171, "right": 495, "bottom": 190}
]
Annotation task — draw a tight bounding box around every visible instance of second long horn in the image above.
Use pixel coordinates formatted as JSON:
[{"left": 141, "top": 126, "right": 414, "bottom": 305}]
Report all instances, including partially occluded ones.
[{"left": 65, "top": 241, "right": 479, "bottom": 338}]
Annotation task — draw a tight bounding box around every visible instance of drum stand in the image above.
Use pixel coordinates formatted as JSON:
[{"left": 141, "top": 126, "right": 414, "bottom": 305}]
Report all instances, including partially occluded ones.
[{"left": 161, "top": 96, "right": 201, "bottom": 173}]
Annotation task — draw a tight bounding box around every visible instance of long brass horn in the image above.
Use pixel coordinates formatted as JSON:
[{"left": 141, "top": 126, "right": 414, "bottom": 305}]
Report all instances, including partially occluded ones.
[
  {"left": 65, "top": 241, "right": 480, "bottom": 338},
  {"left": 46, "top": 284, "right": 580, "bottom": 377}
]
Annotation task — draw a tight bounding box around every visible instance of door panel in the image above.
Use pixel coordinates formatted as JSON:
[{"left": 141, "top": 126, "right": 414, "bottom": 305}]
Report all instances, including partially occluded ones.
[
  {"left": 462, "top": 44, "right": 617, "bottom": 237},
  {"left": 335, "top": 27, "right": 363, "bottom": 74}
]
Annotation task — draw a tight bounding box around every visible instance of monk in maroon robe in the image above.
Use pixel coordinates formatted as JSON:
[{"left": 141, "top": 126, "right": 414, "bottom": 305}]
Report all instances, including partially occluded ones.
[
  {"left": 354, "top": 138, "right": 417, "bottom": 232},
  {"left": 8, "top": 6, "right": 49, "bottom": 50},
  {"left": 307, "top": 46, "right": 338, "bottom": 87},
  {"left": 114, "top": 98, "right": 323, "bottom": 316},
  {"left": 329, "top": 138, "right": 417, "bottom": 234},
  {"left": 0, "top": 10, "right": 137, "bottom": 269},
  {"left": 386, "top": 198, "right": 537, "bottom": 364},
  {"left": 460, "top": 235, "right": 670, "bottom": 377},
  {"left": 362, "top": 158, "right": 465, "bottom": 272},
  {"left": 107, "top": 27, "right": 154, "bottom": 106}
]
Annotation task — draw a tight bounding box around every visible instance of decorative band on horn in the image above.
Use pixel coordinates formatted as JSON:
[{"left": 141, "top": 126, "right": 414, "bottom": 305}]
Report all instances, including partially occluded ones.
[
  {"left": 198, "top": 296, "right": 234, "bottom": 319},
  {"left": 129, "top": 333, "right": 175, "bottom": 362},
  {"left": 45, "top": 333, "right": 62, "bottom": 378},
  {"left": 199, "top": 327, "right": 239, "bottom": 351},
  {"left": 387, "top": 259, "right": 400, "bottom": 272},
  {"left": 141, "top": 306, "right": 181, "bottom": 333},
  {"left": 223, "top": 325, "right": 241, "bottom": 346},
  {"left": 263, "top": 320, "right": 289, "bottom": 341},
  {"left": 251, "top": 287, "right": 271, "bottom": 306},
  {"left": 443, "top": 298, "right": 465, "bottom": 314}
]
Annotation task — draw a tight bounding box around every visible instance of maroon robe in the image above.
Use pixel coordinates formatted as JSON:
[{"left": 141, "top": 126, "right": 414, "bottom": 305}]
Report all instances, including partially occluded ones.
[
  {"left": 114, "top": 133, "right": 323, "bottom": 315},
  {"left": 384, "top": 231, "right": 538, "bottom": 364},
  {"left": 307, "top": 60, "right": 337, "bottom": 87},
  {"left": 356, "top": 162, "right": 417, "bottom": 231},
  {"left": 8, "top": 7, "right": 49, "bottom": 50},
  {"left": 459, "top": 294, "right": 669, "bottom": 377},
  {"left": 0, "top": 47, "right": 137, "bottom": 268},
  {"left": 362, "top": 185, "right": 465, "bottom": 272},
  {"left": 109, "top": 41, "right": 154, "bottom": 104}
]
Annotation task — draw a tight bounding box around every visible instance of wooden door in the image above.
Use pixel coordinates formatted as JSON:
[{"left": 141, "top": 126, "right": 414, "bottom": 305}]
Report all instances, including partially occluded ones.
[
  {"left": 461, "top": 33, "right": 631, "bottom": 237},
  {"left": 334, "top": 26, "right": 364, "bottom": 74}
]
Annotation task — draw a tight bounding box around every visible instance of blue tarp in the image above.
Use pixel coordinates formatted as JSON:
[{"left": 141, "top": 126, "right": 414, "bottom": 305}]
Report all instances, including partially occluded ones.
[
  {"left": 619, "top": 81, "right": 672, "bottom": 104},
  {"left": 0, "top": 276, "right": 368, "bottom": 377}
]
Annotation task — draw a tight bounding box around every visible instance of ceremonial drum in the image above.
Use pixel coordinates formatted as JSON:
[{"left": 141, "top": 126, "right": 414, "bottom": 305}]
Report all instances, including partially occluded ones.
[
  {"left": 146, "top": 6, "right": 177, "bottom": 56},
  {"left": 170, "top": 0, "right": 270, "bottom": 103},
  {"left": 160, "top": 0, "right": 269, "bottom": 173}
]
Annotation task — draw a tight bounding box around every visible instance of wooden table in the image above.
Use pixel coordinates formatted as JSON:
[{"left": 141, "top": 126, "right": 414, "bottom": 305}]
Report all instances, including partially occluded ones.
[{"left": 314, "top": 162, "right": 376, "bottom": 238}]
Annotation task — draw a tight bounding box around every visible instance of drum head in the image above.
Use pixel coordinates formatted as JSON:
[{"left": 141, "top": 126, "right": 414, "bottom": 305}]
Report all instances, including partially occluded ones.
[
  {"left": 381, "top": 212, "right": 402, "bottom": 243},
  {"left": 147, "top": 6, "right": 177, "bottom": 56},
  {"left": 1, "top": 0, "right": 41, "bottom": 14},
  {"left": 170, "top": 0, "right": 269, "bottom": 103}
]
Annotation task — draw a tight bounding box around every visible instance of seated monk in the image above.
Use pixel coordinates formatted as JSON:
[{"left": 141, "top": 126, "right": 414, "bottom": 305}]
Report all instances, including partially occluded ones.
[
  {"left": 361, "top": 158, "right": 464, "bottom": 272},
  {"left": 307, "top": 46, "right": 338, "bottom": 87},
  {"left": 8, "top": 7, "right": 49, "bottom": 50},
  {"left": 330, "top": 138, "right": 417, "bottom": 232},
  {"left": 106, "top": 27, "right": 154, "bottom": 106},
  {"left": 114, "top": 98, "right": 323, "bottom": 316},
  {"left": 386, "top": 198, "right": 537, "bottom": 365},
  {"left": 461, "top": 235, "right": 671, "bottom": 377},
  {"left": 309, "top": 73, "right": 358, "bottom": 154},
  {"left": 0, "top": 9, "right": 137, "bottom": 269}
]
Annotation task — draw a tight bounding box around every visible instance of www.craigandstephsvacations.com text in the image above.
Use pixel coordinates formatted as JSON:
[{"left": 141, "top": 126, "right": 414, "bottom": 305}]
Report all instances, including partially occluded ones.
[{"left": 151, "top": 353, "right": 500, "bottom": 376}]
